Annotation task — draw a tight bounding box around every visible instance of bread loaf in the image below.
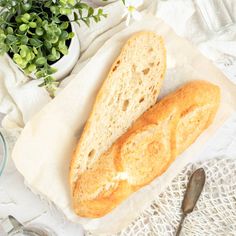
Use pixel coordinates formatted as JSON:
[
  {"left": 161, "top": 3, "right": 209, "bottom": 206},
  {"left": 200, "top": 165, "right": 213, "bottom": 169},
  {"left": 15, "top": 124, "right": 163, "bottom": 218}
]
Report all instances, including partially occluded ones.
[
  {"left": 70, "top": 32, "right": 166, "bottom": 191},
  {"left": 73, "top": 81, "right": 220, "bottom": 218}
]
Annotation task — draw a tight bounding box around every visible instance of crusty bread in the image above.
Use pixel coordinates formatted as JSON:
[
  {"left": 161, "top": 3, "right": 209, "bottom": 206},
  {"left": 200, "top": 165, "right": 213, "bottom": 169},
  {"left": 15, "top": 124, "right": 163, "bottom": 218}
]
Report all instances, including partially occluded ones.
[
  {"left": 73, "top": 81, "right": 220, "bottom": 218},
  {"left": 70, "top": 32, "right": 166, "bottom": 191}
]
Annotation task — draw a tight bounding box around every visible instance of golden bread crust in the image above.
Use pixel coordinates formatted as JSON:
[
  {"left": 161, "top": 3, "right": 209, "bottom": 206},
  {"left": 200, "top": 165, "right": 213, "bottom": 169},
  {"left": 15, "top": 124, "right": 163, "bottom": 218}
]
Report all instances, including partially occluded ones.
[{"left": 73, "top": 80, "right": 220, "bottom": 218}]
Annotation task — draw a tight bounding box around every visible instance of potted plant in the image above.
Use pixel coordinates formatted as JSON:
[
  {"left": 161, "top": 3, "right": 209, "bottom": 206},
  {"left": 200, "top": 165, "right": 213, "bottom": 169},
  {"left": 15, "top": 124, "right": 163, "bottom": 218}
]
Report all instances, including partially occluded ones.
[{"left": 0, "top": 0, "right": 106, "bottom": 96}]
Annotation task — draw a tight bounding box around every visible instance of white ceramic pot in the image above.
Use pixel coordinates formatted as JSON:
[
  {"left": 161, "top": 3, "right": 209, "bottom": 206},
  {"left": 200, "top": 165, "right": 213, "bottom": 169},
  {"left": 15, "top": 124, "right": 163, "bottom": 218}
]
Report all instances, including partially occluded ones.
[{"left": 8, "top": 22, "right": 80, "bottom": 81}]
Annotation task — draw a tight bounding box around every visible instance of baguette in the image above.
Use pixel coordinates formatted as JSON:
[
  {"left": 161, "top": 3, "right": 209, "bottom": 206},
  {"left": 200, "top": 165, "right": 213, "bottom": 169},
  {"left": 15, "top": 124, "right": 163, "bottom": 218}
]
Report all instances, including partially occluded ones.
[
  {"left": 70, "top": 32, "right": 166, "bottom": 191},
  {"left": 73, "top": 81, "right": 220, "bottom": 218}
]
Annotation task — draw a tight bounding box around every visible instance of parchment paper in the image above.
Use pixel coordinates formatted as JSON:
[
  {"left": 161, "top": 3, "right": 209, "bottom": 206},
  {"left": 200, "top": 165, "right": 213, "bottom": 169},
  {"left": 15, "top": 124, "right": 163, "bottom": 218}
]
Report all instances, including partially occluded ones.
[{"left": 12, "top": 15, "right": 236, "bottom": 235}]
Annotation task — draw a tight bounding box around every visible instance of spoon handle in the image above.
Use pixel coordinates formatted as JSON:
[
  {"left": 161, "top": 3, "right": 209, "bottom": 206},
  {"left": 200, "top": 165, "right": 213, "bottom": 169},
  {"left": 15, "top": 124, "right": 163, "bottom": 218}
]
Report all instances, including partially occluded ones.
[
  {"left": 176, "top": 214, "right": 186, "bottom": 236},
  {"left": 176, "top": 168, "right": 206, "bottom": 236}
]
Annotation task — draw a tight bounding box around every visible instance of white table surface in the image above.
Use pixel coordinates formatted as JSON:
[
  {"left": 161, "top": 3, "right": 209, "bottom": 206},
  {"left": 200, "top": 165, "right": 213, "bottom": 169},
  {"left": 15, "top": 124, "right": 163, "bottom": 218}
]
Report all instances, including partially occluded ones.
[{"left": 1, "top": 2, "right": 236, "bottom": 236}]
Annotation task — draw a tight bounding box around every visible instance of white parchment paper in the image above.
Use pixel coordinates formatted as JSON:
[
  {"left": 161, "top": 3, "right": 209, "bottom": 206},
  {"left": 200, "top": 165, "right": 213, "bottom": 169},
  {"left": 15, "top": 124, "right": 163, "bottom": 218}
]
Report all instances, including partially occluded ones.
[{"left": 12, "top": 15, "right": 236, "bottom": 235}]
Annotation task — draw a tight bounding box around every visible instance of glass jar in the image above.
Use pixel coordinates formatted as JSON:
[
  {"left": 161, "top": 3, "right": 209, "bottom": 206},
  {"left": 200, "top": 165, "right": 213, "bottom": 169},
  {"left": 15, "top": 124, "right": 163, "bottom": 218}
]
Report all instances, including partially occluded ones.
[
  {"left": 0, "top": 215, "right": 56, "bottom": 236},
  {"left": 194, "top": 0, "right": 235, "bottom": 34},
  {"left": 0, "top": 131, "right": 7, "bottom": 177}
]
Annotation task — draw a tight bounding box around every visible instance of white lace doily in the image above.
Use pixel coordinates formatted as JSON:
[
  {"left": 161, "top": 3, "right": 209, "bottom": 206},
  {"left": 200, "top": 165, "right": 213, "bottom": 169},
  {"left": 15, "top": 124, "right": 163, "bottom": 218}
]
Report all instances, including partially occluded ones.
[{"left": 87, "top": 158, "right": 236, "bottom": 236}]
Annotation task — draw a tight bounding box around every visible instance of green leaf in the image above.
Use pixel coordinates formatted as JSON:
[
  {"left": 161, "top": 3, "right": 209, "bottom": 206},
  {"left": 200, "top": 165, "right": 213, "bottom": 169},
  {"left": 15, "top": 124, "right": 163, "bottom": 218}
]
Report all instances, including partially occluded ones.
[
  {"left": 52, "top": 17, "right": 60, "bottom": 24},
  {"left": 48, "top": 67, "right": 57, "bottom": 74},
  {"left": 6, "top": 35, "right": 17, "bottom": 43},
  {"left": 42, "top": 20, "right": 49, "bottom": 30},
  {"left": 21, "top": 13, "right": 31, "bottom": 23},
  {"left": 27, "top": 64, "right": 36, "bottom": 73},
  {"left": 44, "top": 41, "right": 52, "bottom": 49},
  {"left": 0, "top": 44, "right": 9, "bottom": 55},
  {"left": 60, "top": 7, "right": 71, "bottom": 15},
  {"left": 68, "top": 32, "right": 75, "bottom": 39},
  {"left": 16, "top": 16, "right": 22, "bottom": 23},
  {"left": 29, "top": 38, "right": 42, "bottom": 47},
  {"left": 36, "top": 57, "right": 46, "bottom": 65},
  {"left": 20, "top": 46, "right": 28, "bottom": 58},
  {"left": 20, "top": 45, "right": 29, "bottom": 52},
  {"left": 82, "top": 18, "right": 90, "bottom": 27},
  {"left": 47, "top": 54, "right": 57, "bottom": 62},
  {"left": 0, "top": 33, "right": 6, "bottom": 41},
  {"left": 48, "top": 49, "right": 60, "bottom": 61},
  {"left": 20, "top": 35, "right": 28, "bottom": 44},
  {"left": 22, "top": 3, "right": 32, "bottom": 11},
  {"left": 59, "top": 0, "right": 67, "bottom": 5},
  {"left": 52, "top": 47, "right": 57, "bottom": 56},
  {"left": 20, "top": 62, "right": 28, "bottom": 69},
  {"left": 50, "top": 6, "right": 60, "bottom": 15},
  {"left": 39, "top": 75, "right": 58, "bottom": 97},
  {"left": 58, "top": 41, "right": 68, "bottom": 55},
  {"left": 25, "top": 52, "right": 32, "bottom": 62},
  {"left": 78, "top": 9, "right": 83, "bottom": 17},
  {"left": 68, "top": 0, "right": 76, "bottom": 6},
  {"left": 11, "top": 44, "right": 18, "bottom": 54},
  {"left": 19, "top": 24, "right": 28, "bottom": 32},
  {"left": 50, "top": 6, "right": 56, "bottom": 14},
  {"left": 26, "top": 51, "right": 35, "bottom": 61},
  {"left": 54, "top": 27, "right": 62, "bottom": 36},
  {"left": 36, "top": 16, "right": 43, "bottom": 24},
  {"left": 93, "top": 15, "right": 99, "bottom": 23},
  {"left": 88, "top": 7, "right": 94, "bottom": 17},
  {"left": 35, "top": 70, "right": 45, "bottom": 79},
  {"left": 78, "top": 3, "right": 89, "bottom": 9},
  {"left": 13, "top": 54, "right": 23, "bottom": 65},
  {"left": 98, "top": 9, "right": 103, "bottom": 15},
  {"left": 49, "top": 35, "right": 59, "bottom": 44},
  {"left": 20, "top": 51, "right": 26, "bottom": 58},
  {"left": 60, "top": 30, "right": 69, "bottom": 40},
  {"left": 33, "top": 47, "right": 38, "bottom": 55},
  {"left": 7, "top": 27, "right": 13, "bottom": 34},
  {"left": 60, "top": 22, "right": 69, "bottom": 30},
  {"left": 36, "top": 27, "right": 44, "bottom": 36},
  {"left": 29, "top": 22, "right": 37, "bottom": 28},
  {"left": 73, "top": 12, "right": 78, "bottom": 21},
  {"left": 44, "top": 1, "right": 52, "bottom": 7}
]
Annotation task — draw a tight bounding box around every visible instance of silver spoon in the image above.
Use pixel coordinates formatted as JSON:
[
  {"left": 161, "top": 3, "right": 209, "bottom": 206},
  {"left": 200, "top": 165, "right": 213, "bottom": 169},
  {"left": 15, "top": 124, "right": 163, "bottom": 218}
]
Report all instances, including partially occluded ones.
[{"left": 176, "top": 168, "right": 206, "bottom": 236}]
